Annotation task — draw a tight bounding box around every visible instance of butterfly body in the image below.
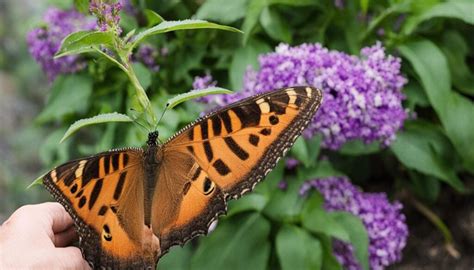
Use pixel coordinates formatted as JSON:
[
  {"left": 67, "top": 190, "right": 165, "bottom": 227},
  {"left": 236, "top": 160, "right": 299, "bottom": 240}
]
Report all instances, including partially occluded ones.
[{"left": 43, "top": 86, "right": 323, "bottom": 269}]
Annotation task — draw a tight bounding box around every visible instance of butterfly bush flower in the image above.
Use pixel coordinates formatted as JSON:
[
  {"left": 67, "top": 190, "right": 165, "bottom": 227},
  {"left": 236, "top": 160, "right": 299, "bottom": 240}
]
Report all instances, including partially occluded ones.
[
  {"left": 26, "top": 8, "right": 95, "bottom": 81},
  {"left": 300, "top": 177, "right": 408, "bottom": 270},
  {"left": 89, "top": 0, "right": 123, "bottom": 34},
  {"left": 195, "top": 43, "right": 407, "bottom": 150}
]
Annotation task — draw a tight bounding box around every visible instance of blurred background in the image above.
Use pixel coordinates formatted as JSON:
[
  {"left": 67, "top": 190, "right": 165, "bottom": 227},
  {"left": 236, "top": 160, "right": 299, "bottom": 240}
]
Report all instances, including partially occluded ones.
[
  {"left": 0, "top": 0, "right": 57, "bottom": 220},
  {"left": 1, "top": 0, "right": 473, "bottom": 269}
]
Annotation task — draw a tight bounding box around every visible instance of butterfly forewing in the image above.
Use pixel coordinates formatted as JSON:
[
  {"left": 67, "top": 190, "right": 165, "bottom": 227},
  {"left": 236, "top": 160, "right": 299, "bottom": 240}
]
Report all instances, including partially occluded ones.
[
  {"left": 153, "top": 86, "right": 322, "bottom": 253},
  {"left": 43, "top": 149, "right": 160, "bottom": 269},
  {"left": 163, "top": 86, "right": 322, "bottom": 198}
]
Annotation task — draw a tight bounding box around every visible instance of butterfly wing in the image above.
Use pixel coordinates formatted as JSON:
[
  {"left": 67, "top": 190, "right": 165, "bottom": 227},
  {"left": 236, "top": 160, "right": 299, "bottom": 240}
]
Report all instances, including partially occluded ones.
[
  {"left": 153, "top": 86, "right": 323, "bottom": 255},
  {"left": 43, "top": 149, "right": 160, "bottom": 269}
]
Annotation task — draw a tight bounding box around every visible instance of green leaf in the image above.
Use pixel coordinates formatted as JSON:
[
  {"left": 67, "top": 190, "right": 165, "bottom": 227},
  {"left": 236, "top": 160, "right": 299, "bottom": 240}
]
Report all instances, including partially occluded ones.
[
  {"left": 133, "top": 19, "right": 242, "bottom": 48},
  {"left": 290, "top": 137, "right": 309, "bottom": 167},
  {"left": 242, "top": 0, "right": 318, "bottom": 43},
  {"left": 230, "top": 38, "right": 271, "bottom": 90},
  {"left": 408, "top": 170, "right": 441, "bottom": 202},
  {"left": 301, "top": 193, "right": 350, "bottom": 242},
  {"left": 241, "top": 0, "right": 266, "bottom": 44},
  {"left": 55, "top": 31, "right": 115, "bottom": 58},
  {"left": 37, "top": 75, "right": 93, "bottom": 123},
  {"left": 339, "top": 140, "right": 381, "bottom": 155},
  {"left": 400, "top": 39, "right": 474, "bottom": 174},
  {"left": 191, "top": 213, "right": 271, "bottom": 270},
  {"left": 227, "top": 193, "right": 268, "bottom": 217},
  {"left": 390, "top": 120, "right": 464, "bottom": 191},
  {"left": 157, "top": 245, "right": 192, "bottom": 270},
  {"left": 60, "top": 113, "right": 133, "bottom": 143},
  {"left": 399, "top": 40, "right": 450, "bottom": 113},
  {"left": 276, "top": 225, "right": 322, "bottom": 270},
  {"left": 318, "top": 235, "right": 343, "bottom": 270},
  {"left": 404, "top": 82, "right": 430, "bottom": 110},
  {"left": 331, "top": 212, "right": 369, "bottom": 270},
  {"left": 259, "top": 7, "right": 292, "bottom": 43},
  {"left": 143, "top": 9, "right": 164, "bottom": 27},
  {"left": 443, "top": 92, "right": 474, "bottom": 174},
  {"left": 403, "top": 1, "right": 474, "bottom": 35},
  {"left": 308, "top": 134, "right": 322, "bottom": 159},
  {"left": 196, "top": 0, "right": 249, "bottom": 24},
  {"left": 166, "top": 87, "right": 232, "bottom": 109},
  {"left": 263, "top": 177, "right": 307, "bottom": 223},
  {"left": 440, "top": 30, "right": 474, "bottom": 96},
  {"left": 28, "top": 171, "right": 48, "bottom": 188}
]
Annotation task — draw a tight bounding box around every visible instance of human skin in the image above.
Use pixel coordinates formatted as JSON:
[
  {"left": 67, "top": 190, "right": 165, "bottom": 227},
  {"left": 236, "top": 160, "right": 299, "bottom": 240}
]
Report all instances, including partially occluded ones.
[{"left": 0, "top": 202, "right": 90, "bottom": 269}]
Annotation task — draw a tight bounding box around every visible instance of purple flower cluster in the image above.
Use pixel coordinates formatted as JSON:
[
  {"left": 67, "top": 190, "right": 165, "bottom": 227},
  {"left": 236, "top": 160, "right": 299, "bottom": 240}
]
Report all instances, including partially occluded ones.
[
  {"left": 133, "top": 44, "right": 160, "bottom": 72},
  {"left": 89, "top": 0, "right": 123, "bottom": 34},
  {"left": 26, "top": 8, "right": 95, "bottom": 81},
  {"left": 300, "top": 177, "right": 408, "bottom": 270},
  {"left": 194, "top": 42, "right": 407, "bottom": 150}
]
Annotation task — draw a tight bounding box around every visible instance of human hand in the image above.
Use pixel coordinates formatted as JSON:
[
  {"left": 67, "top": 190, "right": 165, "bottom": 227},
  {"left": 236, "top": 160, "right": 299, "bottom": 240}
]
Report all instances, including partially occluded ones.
[{"left": 0, "top": 202, "right": 90, "bottom": 269}]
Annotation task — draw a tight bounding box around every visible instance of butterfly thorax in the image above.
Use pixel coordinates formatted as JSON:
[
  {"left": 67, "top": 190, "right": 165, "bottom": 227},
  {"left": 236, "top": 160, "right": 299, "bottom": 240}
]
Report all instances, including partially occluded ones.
[{"left": 143, "top": 131, "right": 163, "bottom": 226}]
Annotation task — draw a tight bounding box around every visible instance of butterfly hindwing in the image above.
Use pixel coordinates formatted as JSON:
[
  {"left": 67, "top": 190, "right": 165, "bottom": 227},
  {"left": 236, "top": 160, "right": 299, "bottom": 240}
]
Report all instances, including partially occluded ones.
[
  {"left": 43, "top": 149, "right": 160, "bottom": 269},
  {"left": 152, "top": 86, "right": 322, "bottom": 253},
  {"left": 151, "top": 151, "right": 226, "bottom": 254}
]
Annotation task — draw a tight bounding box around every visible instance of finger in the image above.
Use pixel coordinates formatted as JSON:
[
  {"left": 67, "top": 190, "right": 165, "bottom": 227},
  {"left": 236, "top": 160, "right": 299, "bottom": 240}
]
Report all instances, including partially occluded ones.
[
  {"left": 41, "top": 202, "right": 74, "bottom": 233},
  {"left": 53, "top": 226, "right": 78, "bottom": 247},
  {"left": 56, "top": 247, "right": 91, "bottom": 270}
]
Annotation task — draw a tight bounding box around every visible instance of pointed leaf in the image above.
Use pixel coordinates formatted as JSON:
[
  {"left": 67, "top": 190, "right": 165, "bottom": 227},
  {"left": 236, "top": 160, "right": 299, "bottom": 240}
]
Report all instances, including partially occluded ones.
[
  {"left": 133, "top": 19, "right": 242, "bottom": 48},
  {"left": 55, "top": 31, "right": 115, "bottom": 58},
  {"left": 331, "top": 212, "right": 369, "bottom": 270},
  {"left": 144, "top": 9, "right": 165, "bottom": 26},
  {"left": 28, "top": 171, "right": 48, "bottom": 188},
  {"left": 166, "top": 87, "right": 232, "bottom": 109},
  {"left": 60, "top": 113, "right": 133, "bottom": 143},
  {"left": 403, "top": 1, "right": 474, "bottom": 35},
  {"left": 390, "top": 121, "right": 464, "bottom": 191}
]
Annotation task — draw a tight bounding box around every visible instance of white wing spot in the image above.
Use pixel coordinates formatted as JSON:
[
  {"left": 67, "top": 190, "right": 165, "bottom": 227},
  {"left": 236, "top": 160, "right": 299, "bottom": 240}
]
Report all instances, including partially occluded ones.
[
  {"left": 287, "top": 90, "right": 297, "bottom": 104},
  {"left": 51, "top": 170, "right": 58, "bottom": 182},
  {"left": 305, "top": 87, "right": 312, "bottom": 97},
  {"left": 258, "top": 102, "right": 270, "bottom": 113},
  {"left": 75, "top": 160, "right": 87, "bottom": 178}
]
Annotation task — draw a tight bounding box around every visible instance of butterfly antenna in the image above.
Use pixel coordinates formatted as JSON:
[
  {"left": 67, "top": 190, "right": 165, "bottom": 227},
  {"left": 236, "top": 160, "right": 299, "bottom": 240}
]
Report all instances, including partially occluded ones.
[
  {"left": 129, "top": 109, "right": 151, "bottom": 133},
  {"left": 133, "top": 119, "right": 150, "bottom": 133},
  {"left": 154, "top": 105, "right": 168, "bottom": 131}
]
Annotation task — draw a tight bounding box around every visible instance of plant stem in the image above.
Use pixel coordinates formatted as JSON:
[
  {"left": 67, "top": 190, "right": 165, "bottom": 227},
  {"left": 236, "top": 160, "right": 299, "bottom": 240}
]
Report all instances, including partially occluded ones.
[
  {"left": 119, "top": 53, "right": 157, "bottom": 128},
  {"left": 405, "top": 192, "right": 460, "bottom": 259}
]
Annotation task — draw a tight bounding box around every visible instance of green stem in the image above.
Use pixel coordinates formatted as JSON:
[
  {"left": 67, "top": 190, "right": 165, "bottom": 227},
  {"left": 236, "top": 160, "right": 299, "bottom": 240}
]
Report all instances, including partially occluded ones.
[{"left": 125, "top": 63, "right": 157, "bottom": 126}]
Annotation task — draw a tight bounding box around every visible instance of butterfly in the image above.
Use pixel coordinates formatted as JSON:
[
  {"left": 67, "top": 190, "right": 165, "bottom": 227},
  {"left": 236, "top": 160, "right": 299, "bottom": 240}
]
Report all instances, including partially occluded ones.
[{"left": 42, "top": 86, "right": 323, "bottom": 269}]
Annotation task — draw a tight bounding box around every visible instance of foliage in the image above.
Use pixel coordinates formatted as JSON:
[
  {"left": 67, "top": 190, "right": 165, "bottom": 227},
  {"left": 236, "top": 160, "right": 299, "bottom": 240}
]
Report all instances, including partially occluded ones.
[{"left": 23, "top": 0, "right": 474, "bottom": 269}]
